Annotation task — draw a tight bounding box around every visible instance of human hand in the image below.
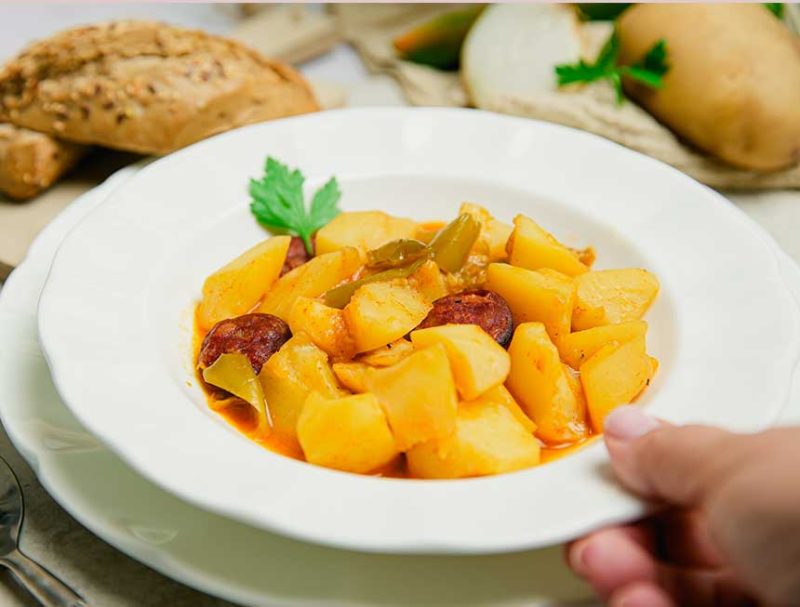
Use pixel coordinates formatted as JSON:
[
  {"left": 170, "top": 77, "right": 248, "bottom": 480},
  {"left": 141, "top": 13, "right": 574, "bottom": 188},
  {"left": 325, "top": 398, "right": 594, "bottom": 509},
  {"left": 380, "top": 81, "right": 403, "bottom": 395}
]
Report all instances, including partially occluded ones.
[{"left": 566, "top": 405, "right": 800, "bottom": 606}]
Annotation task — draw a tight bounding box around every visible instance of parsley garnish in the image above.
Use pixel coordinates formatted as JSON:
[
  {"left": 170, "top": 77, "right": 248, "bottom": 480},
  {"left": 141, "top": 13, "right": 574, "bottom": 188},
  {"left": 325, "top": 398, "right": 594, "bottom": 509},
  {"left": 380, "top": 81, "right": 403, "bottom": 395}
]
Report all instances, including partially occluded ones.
[
  {"left": 249, "top": 157, "right": 341, "bottom": 254},
  {"left": 765, "top": 3, "right": 784, "bottom": 18},
  {"left": 555, "top": 32, "right": 669, "bottom": 104}
]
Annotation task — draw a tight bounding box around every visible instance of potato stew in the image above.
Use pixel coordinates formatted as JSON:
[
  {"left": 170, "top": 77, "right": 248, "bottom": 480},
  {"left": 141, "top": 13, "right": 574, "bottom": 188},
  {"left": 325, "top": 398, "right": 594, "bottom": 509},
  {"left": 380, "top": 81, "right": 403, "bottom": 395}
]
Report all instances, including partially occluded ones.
[{"left": 194, "top": 160, "right": 659, "bottom": 479}]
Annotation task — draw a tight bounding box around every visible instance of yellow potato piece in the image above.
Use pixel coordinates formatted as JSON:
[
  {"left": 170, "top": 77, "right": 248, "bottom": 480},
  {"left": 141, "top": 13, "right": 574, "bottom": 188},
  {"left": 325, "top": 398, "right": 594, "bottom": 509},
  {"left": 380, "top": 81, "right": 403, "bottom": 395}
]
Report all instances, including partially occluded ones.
[
  {"left": 344, "top": 280, "right": 432, "bottom": 353},
  {"left": 410, "top": 324, "right": 510, "bottom": 400},
  {"left": 288, "top": 297, "right": 356, "bottom": 360},
  {"left": 408, "top": 259, "right": 448, "bottom": 303},
  {"left": 580, "top": 335, "right": 657, "bottom": 432},
  {"left": 507, "top": 215, "right": 588, "bottom": 277},
  {"left": 572, "top": 269, "right": 659, "bottom": 331},
  {"left": 485, "top": 263, "right": 575, "bottom": 344},
  {"left": 298, "top": 392, "right": 399, "bottom": 474},
  {"left": 315, "top": 211, "right": 418, "bottom": 255},
  {"left": 407, "top": 398, "right": 540, "bottom": 479},
  {"left": 357, "top": 339, "right": 415, "bottom": 367},
  {"left": 469, "top": 384, "right": 537, "bottom": 435},
  {"left": 332, "top": 361, "right": 372, "bottom": 393},
  {"left": 366, "top": 344, "right": 457, "bottom": 451},
  {"left": 559, "top": 321, "right": 648, "bottom": 369},
  {"left": 258, "top": 334, "right": 343, "bottom": 440},
  {"left": 258, "top": 247, "right": 362, "bottom": 322},
  {"left": 506, "top": 322, "right": 589, "bottom": 444},
  {"left": 197, "top": 235, "right": 291, "bottom": 331},
  {"left": 458, "top": 202, "right": 513, "bottom": 262}
]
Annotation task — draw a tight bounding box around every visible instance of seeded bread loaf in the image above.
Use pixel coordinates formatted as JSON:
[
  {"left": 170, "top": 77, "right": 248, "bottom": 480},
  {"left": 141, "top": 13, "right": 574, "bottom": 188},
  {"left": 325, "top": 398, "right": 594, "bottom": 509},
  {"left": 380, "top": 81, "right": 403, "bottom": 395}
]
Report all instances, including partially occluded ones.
[
  {"left": 0, "top": 21, "right": 319, "bottom": 155},
  {"left": 0, "top": 124, "right": 86, "bottom": 200}
]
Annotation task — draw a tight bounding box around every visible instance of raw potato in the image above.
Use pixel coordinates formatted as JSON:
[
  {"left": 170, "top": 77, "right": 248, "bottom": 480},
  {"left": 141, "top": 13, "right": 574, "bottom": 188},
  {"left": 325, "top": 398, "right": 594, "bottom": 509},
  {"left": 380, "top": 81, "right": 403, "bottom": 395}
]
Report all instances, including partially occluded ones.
[
  {"left": 197, "top": 235, "right": 290, "bottom": 331},
  {"left": 410, "top": 324, "right": 510, "bottom": 400},
  {"left": 458, "top": 202, "right": 513, "bottom": 262},
  {"left": 288, "top": 297, "right": 356, "bottom": 360},
  {"left": 258, "top": 334, "right": 343, "bottom": 439},
  {"left": 366, "top": 344, "right": 458, "bottom": 450},
  {"left": 572, "top": 269, "right": 659, "bottom": 331},
  {"left": 462, "top": 4, "right": 584, "bottom": 108},
  {"left": 315, "top": 211, "right": 418, "bottom": 255},
  {"left": 485, "top": 263, "right": 575, "bottom": 344},
  {"left": 506, "top": 322, "right": 589, "bottom": 444},
  {"left": 357, "top": 339, "right": 415, "bottom": 367},
  {"left": 298, "top": 392, "right": 399, "bottom": 474},
  {"left": 407, "top": 397, "right": 541, "bottom": 479},
  {"left": 580, "top": 336, "right": 657, "bottom": 432},
  {"left": 617, "top": 4, "right": 800, "bottom": 171},
  {"left": 559, "top": 320, "right": 648, "bottom": 369},
  {"left": 408, "top": 260, "right": 448, "bottom": 303},
  {"left": 258, "top": 247, "right": 362, "bottom": 321},
  {"left": 344, "top": 280, "right": 432, "bottom": 353},
  {"left": 507, "top": 215, "right": 588, "bottom": 277}
]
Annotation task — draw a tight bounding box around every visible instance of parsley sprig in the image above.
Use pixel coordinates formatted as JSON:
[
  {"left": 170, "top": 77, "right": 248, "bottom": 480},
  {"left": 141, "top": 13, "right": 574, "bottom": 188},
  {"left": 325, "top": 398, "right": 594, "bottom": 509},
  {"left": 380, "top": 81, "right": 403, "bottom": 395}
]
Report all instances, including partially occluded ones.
[
  {"left": 555, "top": 32, "right": 669, "bottom": 104},
  {"left": 249, "top": 157, "right": 341, "bottom": 254}
]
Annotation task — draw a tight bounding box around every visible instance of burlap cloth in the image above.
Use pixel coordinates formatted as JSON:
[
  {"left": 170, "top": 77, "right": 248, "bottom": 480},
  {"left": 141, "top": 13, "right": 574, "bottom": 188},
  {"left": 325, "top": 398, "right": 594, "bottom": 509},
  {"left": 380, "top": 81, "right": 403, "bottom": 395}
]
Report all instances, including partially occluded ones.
[{"left": 333, "top": 4, "right": 800, "bottom": 190}]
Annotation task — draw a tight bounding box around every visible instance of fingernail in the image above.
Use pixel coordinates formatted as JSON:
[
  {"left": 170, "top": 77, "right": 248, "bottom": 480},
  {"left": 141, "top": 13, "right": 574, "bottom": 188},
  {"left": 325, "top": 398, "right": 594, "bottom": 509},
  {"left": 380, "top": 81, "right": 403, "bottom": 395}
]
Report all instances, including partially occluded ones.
[
  {"left": 568, "top": 540, "right": 590, "bottom": 576},
  {"left": 604, "top": 406, "right": 660, "bottom": 442}
]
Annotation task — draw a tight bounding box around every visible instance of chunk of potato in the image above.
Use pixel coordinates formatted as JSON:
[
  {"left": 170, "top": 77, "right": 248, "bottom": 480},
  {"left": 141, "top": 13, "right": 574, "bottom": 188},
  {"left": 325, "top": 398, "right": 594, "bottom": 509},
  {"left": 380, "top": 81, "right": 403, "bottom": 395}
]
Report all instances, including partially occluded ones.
[
  {"left": 366, "top": 343, "right": 457, "bottom": 450},
  {"left": 559, "top": 321, "right": 648, "bottom": 369},
  {"left": 485, "top": 263, "right": 575, "bottom": 344},
  {"left": 258, "top": 247, "right": 363, "bottom": 322},
  {"left": 410, "top": 324, "right": 510, "bottom": 400},
  {"left": 357, "top": 339, "right": 414, "bottom": 367},
  {"left": 580, "top": 336, "right": 657, "bottom": 432},
  {"left": 507, "top": 215, "right": 588, "bottom": 276},
  {"left": 408, "top": 259, "right": 448, "bottom": 303},
  {"left": 470, "top": 384, "right": 537, "bottom": 434},
  {"left": 344, "top": 280, "right": 432, "bottom": 353},
  {"left": 506, "top": 322, "right": 589, "bottom": 444},
  {"left": 315, "top": 211, "right": 418, "bottom": 255},
  {"left": 332, "top": 361, "right": 371, "bottom": 393},
  {"left": 459, "top": 202, "right": 513, "bottom": 262},
  {"left": 258, "top": 334, "right": 343, "bottom": 440},
  {"left": 406, "top": 398, "right": 541, "bottom": 479},
  {"left": 197, "top": 235, "right": 291, "bottom": 331},
  {"left": 572, "top": 269, "right": 659, "bottom": 331},
  {"left": 288, "top": 297, "right": 356, "bottom": 360},
  {"left": 297, "top": 391, "right": 399, "bottom": 474}
]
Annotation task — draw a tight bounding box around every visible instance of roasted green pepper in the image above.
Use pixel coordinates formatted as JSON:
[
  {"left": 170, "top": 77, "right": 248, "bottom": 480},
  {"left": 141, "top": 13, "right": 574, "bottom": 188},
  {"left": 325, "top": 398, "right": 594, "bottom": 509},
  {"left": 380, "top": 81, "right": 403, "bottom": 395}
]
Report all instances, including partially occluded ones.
[
  {"left": 429, "top": 213, "right": 481, "bottom": 273},
  {"left": 324, "top": 258, "right": 427, "bottom": 309},
  {"left": 367, "top": 239, "right": 431, "bottom": 270},
  {"left": 202, "top": 353, "right": 270, "bottom": 434}
]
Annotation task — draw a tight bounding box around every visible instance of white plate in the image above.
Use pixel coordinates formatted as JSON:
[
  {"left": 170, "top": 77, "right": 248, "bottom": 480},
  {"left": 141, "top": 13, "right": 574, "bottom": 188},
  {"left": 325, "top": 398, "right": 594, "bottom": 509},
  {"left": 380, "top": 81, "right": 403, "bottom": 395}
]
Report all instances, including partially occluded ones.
[
  {"left": 37, "top": 108, "right": 800, "bottom": 554},
  {"left": 0, "top": 169, "right": 597, "bottom": 607}
]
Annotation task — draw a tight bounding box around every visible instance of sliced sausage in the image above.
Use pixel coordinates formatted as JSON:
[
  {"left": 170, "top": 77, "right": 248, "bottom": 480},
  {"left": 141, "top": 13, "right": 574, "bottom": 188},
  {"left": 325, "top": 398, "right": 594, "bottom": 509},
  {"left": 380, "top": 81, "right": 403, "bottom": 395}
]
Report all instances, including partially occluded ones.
[
  {"left": 281, "top": 235, "right": 314, "bottom": 276},
  {"left": 417, "top": 290, "right": 514, "bottom": 347},
  {"left": 198, "top": 313, "right": 291, "bottom": 373}
]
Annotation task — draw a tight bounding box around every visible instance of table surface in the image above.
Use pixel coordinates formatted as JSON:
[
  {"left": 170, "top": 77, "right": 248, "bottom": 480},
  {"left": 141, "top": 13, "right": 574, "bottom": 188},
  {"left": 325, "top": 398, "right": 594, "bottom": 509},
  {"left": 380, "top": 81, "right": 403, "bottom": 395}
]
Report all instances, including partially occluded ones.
[{"left": 1, "top": 5, "right": 799, "bottom": 607}]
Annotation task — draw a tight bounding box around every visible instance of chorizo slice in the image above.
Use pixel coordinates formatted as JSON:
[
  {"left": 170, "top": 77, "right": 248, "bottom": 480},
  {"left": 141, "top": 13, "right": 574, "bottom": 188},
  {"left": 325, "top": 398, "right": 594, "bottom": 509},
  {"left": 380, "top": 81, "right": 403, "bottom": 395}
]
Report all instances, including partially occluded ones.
[
  {"left": 417, "top": 290, "right": 514, "bottom": 347},
  {"left": 198, "top": 313, "right": 291, "bottom": 373},
  {"left": 281, "top": 235, "right": 314, "bottom": 276}
]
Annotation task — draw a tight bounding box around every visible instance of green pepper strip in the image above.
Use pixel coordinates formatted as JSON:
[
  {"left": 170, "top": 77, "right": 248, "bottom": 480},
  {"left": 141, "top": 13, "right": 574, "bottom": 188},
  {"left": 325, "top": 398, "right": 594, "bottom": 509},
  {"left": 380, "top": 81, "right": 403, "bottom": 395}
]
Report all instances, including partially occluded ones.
[
  {"left": 429, "top": 213, "right": 481, "bottom": 273},
  {"left": 324, "top": 258, "right": 427, "bottom": 309}
]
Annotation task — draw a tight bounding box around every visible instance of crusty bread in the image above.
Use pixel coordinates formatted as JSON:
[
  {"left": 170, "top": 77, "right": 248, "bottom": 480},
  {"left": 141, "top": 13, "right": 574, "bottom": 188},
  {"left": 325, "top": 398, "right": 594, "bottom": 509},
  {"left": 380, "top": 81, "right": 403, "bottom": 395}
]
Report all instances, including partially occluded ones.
[
  {"left": 0, "top": 21, "right": 319, "bottom": 155},
  {"left": 0, "top": 123, "right": 86, "bottom": 200}
]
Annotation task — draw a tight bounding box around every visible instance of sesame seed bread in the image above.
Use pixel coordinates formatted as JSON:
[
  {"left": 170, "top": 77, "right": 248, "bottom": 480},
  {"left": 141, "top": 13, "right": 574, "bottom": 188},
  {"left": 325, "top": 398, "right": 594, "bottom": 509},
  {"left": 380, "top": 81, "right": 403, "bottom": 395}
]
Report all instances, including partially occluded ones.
[
  {"left": 0, "top": 123, "right": 86, "bottom": 200},
  {"left": 0, "top": 21, "right": 319, "bottom": 155}
]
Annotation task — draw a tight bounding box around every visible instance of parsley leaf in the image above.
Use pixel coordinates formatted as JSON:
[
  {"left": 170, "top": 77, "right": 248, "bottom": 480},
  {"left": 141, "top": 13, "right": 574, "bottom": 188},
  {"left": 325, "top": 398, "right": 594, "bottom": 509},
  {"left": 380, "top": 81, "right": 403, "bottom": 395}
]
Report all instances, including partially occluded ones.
[
  {"left": 555, "top": 33, "right": 669, "bottom": 105},
  {"left": 249, "top": 157, "right": 341, "bottom": 254},
  {"left": 765, "top": 3, "right": 784, "bottom": 18}
]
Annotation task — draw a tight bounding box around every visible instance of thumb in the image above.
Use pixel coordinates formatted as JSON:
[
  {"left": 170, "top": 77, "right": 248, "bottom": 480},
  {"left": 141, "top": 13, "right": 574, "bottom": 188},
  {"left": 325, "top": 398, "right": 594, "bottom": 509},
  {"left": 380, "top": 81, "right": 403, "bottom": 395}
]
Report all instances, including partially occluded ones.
[{"left": 603, "top": 406, "right": 740, "bottom": 507}]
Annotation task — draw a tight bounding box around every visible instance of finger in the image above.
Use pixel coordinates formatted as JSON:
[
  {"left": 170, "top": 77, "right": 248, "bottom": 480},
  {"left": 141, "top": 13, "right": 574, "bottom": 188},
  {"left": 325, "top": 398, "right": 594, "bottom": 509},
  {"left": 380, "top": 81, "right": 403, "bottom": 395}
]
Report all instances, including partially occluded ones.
[
  {"left": 603, "top": 406, "right": 745, "bottom": 507},
  {"left": 567, "top": 525, "right": 657, "bottom": 599},
  {"left": 609, "top": 581, "right": 676, "bottom": 607},
  {"left": 653, "top": 509, "right": 724, "bottom": 569}
]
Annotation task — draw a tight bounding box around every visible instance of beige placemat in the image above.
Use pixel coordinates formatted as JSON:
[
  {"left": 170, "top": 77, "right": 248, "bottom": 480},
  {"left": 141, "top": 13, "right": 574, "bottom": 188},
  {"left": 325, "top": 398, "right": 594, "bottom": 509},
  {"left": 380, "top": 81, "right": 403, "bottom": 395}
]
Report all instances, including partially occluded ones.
[{"left": 335, "top": 5, "right": 800, "bottom": 190}]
